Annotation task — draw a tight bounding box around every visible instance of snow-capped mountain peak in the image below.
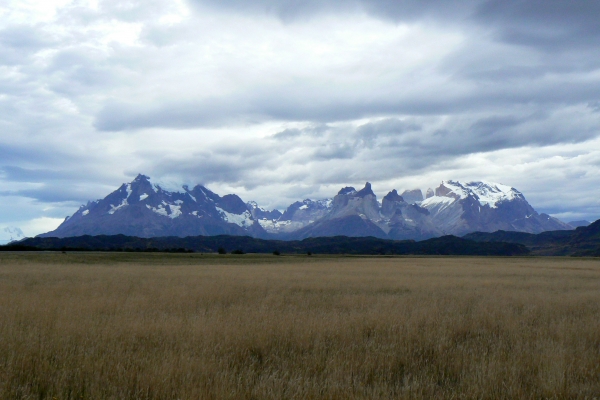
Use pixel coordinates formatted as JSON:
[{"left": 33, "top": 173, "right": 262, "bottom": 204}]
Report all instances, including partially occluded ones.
[
  {"left": 432, "top": 180, "right": 523, "bottom": 209},
  {"left": 148, "top": 177, "right": 189, "bottom": 194},
  {"left": 246, "top": 201, "right": 260, "bottom": 209},
  {"left": 465, "top": 181, "right": 523, "bottom": 208}
]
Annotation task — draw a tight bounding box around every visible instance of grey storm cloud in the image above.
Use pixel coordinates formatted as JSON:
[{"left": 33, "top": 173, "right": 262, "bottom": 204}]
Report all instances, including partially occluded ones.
[
  {"left": 272, "top": 128, "right": 303, "bottom": 140},
  {"left": 0, "top": 144, "right": 83, "bottom": 167},
  {"left": 0, "top": 166, "right": 123, "bottom": 204},
  {"left": 94, "top": 80, "right": 600, "bottom": 131},
  {"left": 312, "top": 143, "right": 356, "bottom": 161},
  {"left": 589, "top": 102, "right": 600, "bottom": 113},
  {"left": 0, "top": 24, "right": 54, "bottom": 50},
  {"left": 95, "top": 89, "right": 443, "bottom": 131},
  {"left": 192, "top": 0, "right": 600, "bottom": 51},
  {"left": 356, "top": 119, "right": 422, "bottom": 141},
  {"left": 272, "top": 124, "right": 330, "bottom": 140},
  {"left": 0, "top": 166, "right": 74, "bottom": 182},
  {"left": 475, "top": 0, "right": 600, "bottom": 52},
  {"left": 271, "top": 112, "right": 600, "bottom": 166},
  {"left": 0, "top": 187, "right": 91, "bottom": 204},
  {"left": 191, "top": 0, "right": 478, "bottom": 23},
  {"left": 133, "top": 140, "right": 287, "bottom": 190},
  {"left": 0, "top": 24, "right": 55, "bottom": 65},
  {"left": 94, "top": 99, "right": 251, "bottom": 131}
]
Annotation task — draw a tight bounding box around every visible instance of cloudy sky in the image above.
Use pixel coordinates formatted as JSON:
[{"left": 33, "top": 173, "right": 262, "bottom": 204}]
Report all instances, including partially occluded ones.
[{"left": 2, "top": 0, "right": 600, "bottom": 239}]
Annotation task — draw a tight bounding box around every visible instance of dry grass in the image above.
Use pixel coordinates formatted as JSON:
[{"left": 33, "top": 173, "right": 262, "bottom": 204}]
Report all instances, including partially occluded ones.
[{"left": 0, "top": 252, "right": 599, "bottom": 399}]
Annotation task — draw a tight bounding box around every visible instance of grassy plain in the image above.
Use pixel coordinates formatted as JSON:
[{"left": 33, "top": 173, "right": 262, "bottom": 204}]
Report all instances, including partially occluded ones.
[{"left": 0, "top": 252, "right": 599, "bottom": 399}]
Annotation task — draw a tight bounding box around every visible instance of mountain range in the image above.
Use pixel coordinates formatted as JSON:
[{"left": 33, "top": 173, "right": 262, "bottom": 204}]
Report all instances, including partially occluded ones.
[{"left": 41, "top": 174, "right": 574, "bottom": 240}]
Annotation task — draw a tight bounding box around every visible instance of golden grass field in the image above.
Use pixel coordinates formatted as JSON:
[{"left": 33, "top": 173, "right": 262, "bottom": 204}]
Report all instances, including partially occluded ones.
[{"left": 0, "top": 252, "right": 599, "bottom": 399}]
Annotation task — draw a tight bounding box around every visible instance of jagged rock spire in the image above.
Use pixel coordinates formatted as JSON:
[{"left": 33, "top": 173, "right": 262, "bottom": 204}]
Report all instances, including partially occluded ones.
[{"left": 355, "top": 182, "right": 375, "bottom": 198}]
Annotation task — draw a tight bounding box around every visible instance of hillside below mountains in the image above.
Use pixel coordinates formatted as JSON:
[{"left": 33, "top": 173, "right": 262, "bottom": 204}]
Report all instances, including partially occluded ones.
[
  {"left": 464, "top": 218, "right": 600, "bottom": 256},
  {"left": 41, "top": 175, "right": 573, "bottom": 240},
  {"left": 14, "top": 234, "right": 530, "bottom": 256}
]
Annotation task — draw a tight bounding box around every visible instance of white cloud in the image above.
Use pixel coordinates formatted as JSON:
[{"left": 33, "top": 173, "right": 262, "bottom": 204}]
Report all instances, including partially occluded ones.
[{"left": 19, "top": 217, "right": 65, "bottom": 238}]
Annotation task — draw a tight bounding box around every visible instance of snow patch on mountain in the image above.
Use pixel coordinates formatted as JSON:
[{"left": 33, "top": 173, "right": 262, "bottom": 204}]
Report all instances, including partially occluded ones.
[
  {"left": 431, "top": 180, "right": 523, "bottom": 208},
  {"left": 216, "top": 207, "right": 255, "bottom": 227},
  {"left": 146, "top": 202, "right": 184, "bottom": 218},
  {"left": 297, "top": 198, "right": 333, "bottom": 209},
  {"left": 258, "top": 219, "right": 305, "bottom": 233},
  {"left": 139, "top": 193, "right": 149, "bottom": 201},
  {"left": 258, "top": 219, "right": 289, "bottom": 230},
  {"left": 168, "top": 205, "right": 182, "bottom": 218},
  {"left": 467, "top": 181, "right": 521, "bottom": 207},
  {"left": 198, "top": 187, "right": 214, "bottom": 201},
  {"left": 147, "top": 204, "right": 168, "bottom": 217},
  {"left": 140, "top": 175, "right": 193, "bottom": 195},
  {"left": 420, "top": 195, "right": 455, "bottom": 211},
  {"left": 247, "top": 201, "right": 263, "bottom": 210},
  {"left": 108, "top": 199, "right": 128, "bottom": 214},
  {"left": 320, "top": 199, "right": 333, "bottom": 208},
  {"left": 149, "top": 178, "right": 187, "bottom": 193},
  {"left": 338, "top": 187, "right": 357, "bottom": 196}
]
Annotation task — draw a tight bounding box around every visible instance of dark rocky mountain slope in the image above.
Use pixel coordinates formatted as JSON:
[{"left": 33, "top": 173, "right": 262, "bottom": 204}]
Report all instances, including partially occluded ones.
[{"left": 464, "top": 218, "right": 600, "bottom": 256}]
